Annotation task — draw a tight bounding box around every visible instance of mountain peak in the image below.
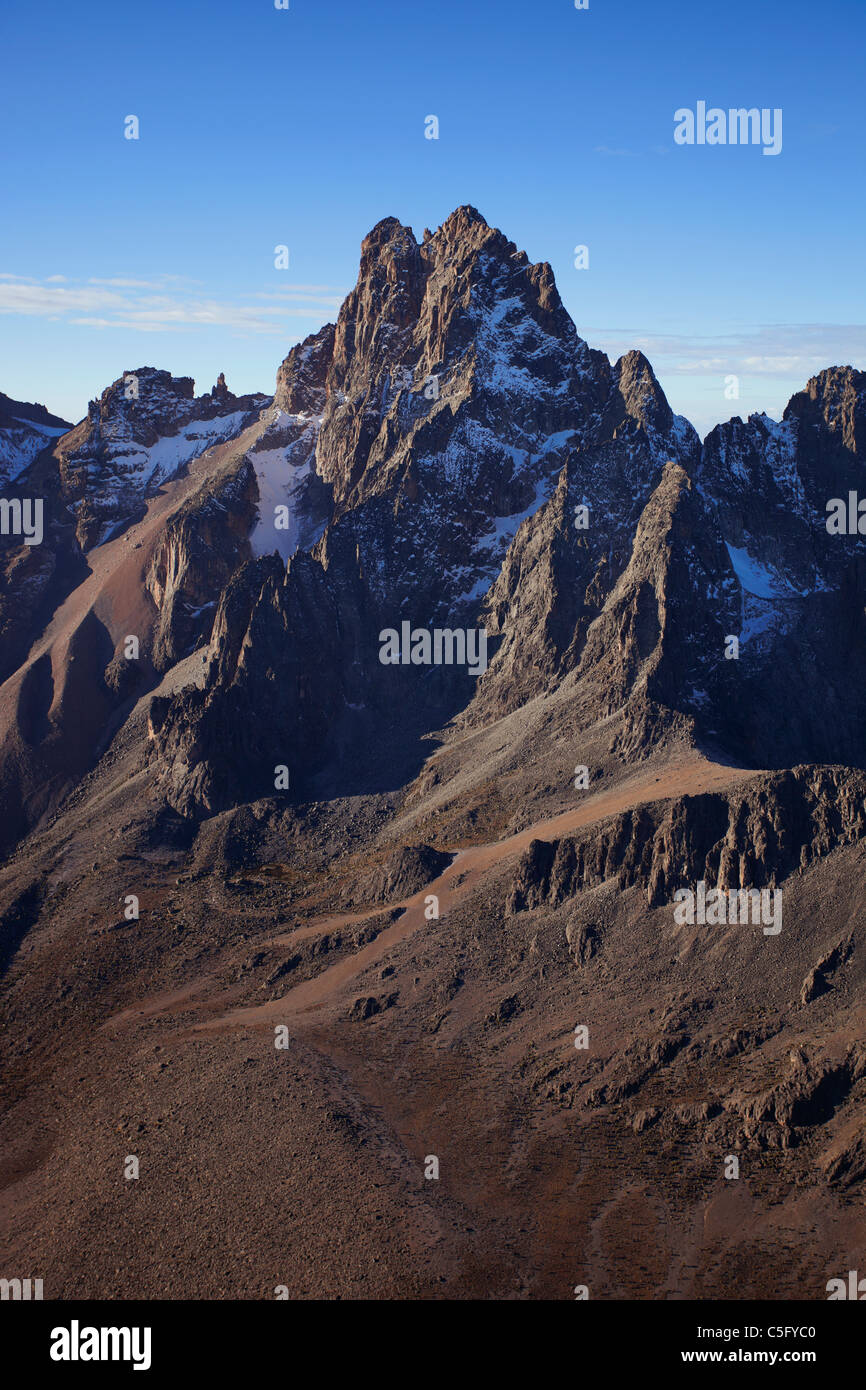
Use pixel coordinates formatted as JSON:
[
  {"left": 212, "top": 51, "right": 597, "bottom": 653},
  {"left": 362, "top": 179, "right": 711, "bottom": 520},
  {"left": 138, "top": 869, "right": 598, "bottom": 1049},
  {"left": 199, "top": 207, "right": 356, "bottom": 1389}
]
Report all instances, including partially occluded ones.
[
  {"left": 437, "top": 204, "right": 490, "bottom": 236},
  {"left": 782, "top": 363, "right": 866, "bottom": 464},
  {"left": 359, "top": 217, "right": 419, "bottom": 275}
]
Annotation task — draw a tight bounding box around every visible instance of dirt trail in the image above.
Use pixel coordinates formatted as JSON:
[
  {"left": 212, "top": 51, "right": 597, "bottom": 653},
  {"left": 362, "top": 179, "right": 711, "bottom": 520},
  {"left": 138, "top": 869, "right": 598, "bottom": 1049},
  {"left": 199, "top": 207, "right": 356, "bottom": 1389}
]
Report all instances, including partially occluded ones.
[{"left": 197, "top": 754, "right": 758, "bottom": 1032}]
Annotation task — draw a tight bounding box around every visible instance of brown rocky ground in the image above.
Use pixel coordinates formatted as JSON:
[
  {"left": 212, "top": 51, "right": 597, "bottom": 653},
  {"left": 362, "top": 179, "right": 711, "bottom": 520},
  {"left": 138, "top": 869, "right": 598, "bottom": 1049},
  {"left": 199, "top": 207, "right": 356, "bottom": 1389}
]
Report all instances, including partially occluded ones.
[{"left": 2, "top": 704, "right": 865, "bottom": 1300}]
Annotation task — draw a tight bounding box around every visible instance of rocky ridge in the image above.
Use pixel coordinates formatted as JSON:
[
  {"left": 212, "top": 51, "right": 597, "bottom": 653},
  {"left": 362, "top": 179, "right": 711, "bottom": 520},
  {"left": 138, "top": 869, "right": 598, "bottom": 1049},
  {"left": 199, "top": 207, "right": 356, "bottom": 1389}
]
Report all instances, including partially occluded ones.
[{"left": 1, "top": 207, "right": 865, "bottom": 854}]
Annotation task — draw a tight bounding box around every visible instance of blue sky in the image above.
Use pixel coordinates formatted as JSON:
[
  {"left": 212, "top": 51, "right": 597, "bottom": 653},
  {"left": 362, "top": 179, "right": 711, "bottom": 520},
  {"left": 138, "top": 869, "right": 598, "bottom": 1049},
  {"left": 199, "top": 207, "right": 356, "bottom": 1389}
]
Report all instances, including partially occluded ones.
[{"left": 1, "top": 0, "right": 863, "bottom": 436}]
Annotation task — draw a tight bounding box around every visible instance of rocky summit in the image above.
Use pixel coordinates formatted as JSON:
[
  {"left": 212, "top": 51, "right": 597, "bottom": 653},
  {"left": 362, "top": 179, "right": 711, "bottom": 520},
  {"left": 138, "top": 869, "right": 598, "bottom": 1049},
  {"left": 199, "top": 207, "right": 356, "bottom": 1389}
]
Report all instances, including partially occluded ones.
[{"left": 1, "top": 208, "right": 865, "bottom": 1301}]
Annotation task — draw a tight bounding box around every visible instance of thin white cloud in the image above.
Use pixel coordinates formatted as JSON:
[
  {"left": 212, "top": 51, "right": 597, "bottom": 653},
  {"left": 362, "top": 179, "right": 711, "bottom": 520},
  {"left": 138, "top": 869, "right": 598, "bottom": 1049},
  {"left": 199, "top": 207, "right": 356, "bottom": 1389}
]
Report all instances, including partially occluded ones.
[
  {"left": 87, "top": 276, "right": 173, "bottom": 289},
  {"left": 0, "top": 273, "right": 348, "bottom": 334},
  {"left": 0, "top": 284, "right": 128, "bottom": 314},
  {"left": 585, "top": 324, "right": 866, "bottom": 379}
]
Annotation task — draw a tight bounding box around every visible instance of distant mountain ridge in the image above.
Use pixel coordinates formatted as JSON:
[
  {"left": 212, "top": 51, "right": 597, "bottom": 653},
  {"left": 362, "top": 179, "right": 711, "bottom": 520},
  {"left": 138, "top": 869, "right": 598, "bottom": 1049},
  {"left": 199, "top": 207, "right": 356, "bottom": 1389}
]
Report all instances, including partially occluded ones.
[{"left": 0, "top": 390, "right": 70, "bottom": 489}]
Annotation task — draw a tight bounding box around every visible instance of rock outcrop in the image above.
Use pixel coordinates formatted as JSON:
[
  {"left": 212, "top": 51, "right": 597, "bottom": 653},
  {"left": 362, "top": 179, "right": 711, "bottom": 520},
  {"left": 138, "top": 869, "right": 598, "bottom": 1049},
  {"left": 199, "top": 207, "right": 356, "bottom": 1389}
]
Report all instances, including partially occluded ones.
[
  {"left": 506, "top": 765, "right": 866, "bottom": 912},
  {"left": 47, "top": 367, "right": 268, "bottom": 550}
]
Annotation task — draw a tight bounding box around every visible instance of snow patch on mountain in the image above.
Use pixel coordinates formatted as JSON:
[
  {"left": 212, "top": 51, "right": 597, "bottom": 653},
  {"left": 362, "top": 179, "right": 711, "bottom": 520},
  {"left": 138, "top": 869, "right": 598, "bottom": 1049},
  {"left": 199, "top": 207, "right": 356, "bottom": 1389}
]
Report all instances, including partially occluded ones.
[
  {"left": 0, "top": 416, "right": 67, "bottom": 481},
  {"left": 726, "top": 540, "right": 805, "bottom": 649},
  {"left": 93, "top": 411, "right": 250, "bottom": 492},
  {"left": 753, "top": 415, "right": 806, "bottom": 513},
  {"left": 248, "top": 409, "right": 327, "bottom": 561},
  {"left": 725, "top": 543, "right": 793, "bottom": 599},
  {"left": 456, "top": 472, "right": 559, "bottom": 604},
  {"left": 475, "top": 294, "right": 571, "bottom": 399}
]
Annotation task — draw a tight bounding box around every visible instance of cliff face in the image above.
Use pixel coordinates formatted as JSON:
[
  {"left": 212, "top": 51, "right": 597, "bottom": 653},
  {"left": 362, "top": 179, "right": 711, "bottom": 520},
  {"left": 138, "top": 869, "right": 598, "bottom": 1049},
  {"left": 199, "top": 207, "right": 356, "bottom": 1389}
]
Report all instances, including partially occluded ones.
[
  {"left": 506, "top": 766, "right": 866, "bottom": 913},
  {"left": 0, "top": 395, "right": 77, "bottom": 685},
  {"left": 145, "top": 457, "right": 259, "bottom": 673}
]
